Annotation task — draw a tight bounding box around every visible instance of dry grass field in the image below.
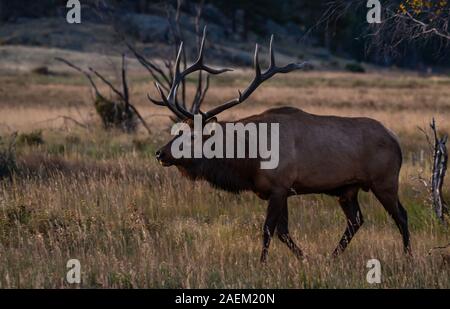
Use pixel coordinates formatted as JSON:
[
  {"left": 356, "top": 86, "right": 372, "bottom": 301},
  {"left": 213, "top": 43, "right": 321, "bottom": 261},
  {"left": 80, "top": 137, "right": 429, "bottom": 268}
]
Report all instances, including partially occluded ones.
[{"left": 0, "top": 67, "right": 449, "bottom": 288}]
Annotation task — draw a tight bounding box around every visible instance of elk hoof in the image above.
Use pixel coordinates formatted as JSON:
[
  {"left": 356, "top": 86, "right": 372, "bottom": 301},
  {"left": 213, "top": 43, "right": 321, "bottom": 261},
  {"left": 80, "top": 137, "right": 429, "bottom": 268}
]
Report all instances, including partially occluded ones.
[
  {"left": 293, "top": 250, "right": 306, "bottom": 261},
  {"left": 297, "top": 253, "right": 308, "bottom": 263},
  {"left": 331, "top": 249, "right": 343, "bottom": 258},
  {"left": 404, "top": 246, "right": 413, "bottom": 258},
  {"left": 260, "top": 249, "right": 268, "bottom": 264}
]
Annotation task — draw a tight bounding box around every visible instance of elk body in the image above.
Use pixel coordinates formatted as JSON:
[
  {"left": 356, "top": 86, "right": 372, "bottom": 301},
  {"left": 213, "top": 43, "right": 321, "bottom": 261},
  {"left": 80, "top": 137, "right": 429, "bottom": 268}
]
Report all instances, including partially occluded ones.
[{"left": 150, "top": 28, "right": 411, "bottom": 262}]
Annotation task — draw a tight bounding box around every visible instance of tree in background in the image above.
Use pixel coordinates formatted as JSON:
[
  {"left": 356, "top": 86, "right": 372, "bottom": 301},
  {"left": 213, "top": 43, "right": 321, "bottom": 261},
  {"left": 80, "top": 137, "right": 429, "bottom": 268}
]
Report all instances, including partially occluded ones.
[
  {"left": 0, "top": 0, "right": 449, "bottom": 69},
  {"left": 322, "top": 0, "right": 450, "bottom": 67},
  {"left": 394, "top": 0, "right": 449, "bottom": 40}
]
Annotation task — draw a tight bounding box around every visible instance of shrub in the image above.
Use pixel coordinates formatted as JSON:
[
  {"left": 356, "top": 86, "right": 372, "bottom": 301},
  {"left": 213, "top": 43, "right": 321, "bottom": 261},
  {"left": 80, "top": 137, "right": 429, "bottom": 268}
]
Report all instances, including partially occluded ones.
[
  {"left": 17, "top": 130, "right": 44, "bottom": 146},
  {"left": 345, "top": 62, "right": 366, "bottom": 73},
  {"left": 0, "top": 134, "right": 17, "bottom": 179},
  {"left": 94, "top": 96, "right": 137, "bottom": 133},
  {"left": 31, "top": 66, "right": 51, "bottom": 75}
]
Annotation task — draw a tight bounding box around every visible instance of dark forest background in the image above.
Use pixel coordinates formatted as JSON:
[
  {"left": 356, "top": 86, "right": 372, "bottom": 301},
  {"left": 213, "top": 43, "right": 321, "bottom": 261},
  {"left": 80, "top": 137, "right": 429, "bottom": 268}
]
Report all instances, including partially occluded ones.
[{"left": 0, "top": 0, "right": 449, "bottom": 69}]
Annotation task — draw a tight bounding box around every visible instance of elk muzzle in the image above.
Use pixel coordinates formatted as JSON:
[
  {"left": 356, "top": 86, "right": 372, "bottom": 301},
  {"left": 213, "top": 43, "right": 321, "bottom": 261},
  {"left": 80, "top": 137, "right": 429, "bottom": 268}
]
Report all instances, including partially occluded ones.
[{"left": 155, "top": 148, "right": 173, "bottom": 167}]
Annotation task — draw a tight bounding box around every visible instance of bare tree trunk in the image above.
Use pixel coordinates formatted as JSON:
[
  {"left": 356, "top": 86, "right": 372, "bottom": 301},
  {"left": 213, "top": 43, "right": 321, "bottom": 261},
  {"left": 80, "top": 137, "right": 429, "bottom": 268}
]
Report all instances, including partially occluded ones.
[{"left": 430, "top": 119, "right": 449, "bottom": 223}]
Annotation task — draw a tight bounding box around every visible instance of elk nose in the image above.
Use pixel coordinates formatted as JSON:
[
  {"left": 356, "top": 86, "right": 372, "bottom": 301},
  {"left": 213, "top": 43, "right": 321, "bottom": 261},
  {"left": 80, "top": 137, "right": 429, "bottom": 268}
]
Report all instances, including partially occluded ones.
[{"left": 155, "top": 150, "right": 164, "bottom": 160}]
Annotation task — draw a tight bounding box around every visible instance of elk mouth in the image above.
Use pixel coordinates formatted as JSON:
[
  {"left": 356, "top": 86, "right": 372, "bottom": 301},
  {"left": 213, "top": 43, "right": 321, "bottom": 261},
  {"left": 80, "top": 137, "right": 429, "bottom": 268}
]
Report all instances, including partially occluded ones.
[
  {"left": 155, "top": 150, "right": 174, "bottom": 167},
  {"left": 157, "top": 158, "right": 173, "bottom": 167}
]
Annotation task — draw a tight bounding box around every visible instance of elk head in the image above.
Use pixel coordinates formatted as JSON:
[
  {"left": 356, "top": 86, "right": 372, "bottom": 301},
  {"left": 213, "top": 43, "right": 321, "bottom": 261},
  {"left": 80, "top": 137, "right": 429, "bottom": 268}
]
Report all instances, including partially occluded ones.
[{"left": 149, "top": 27, "right": 306, "bottom": 170}]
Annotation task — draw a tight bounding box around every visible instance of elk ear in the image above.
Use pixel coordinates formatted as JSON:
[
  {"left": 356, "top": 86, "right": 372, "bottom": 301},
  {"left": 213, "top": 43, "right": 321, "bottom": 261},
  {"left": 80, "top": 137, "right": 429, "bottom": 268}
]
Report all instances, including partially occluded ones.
[{"left": 206, "top": 117, "right": 218, "bottom": 124}]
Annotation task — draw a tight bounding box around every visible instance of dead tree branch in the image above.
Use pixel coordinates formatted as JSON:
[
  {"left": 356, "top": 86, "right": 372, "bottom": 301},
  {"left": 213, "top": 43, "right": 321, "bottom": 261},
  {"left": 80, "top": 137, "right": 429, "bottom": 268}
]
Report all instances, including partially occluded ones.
[
  {"left": 428, "top": 242, "right": 450, "bottom": 255},
  {"left": 321, "top": 0, "right": 450, "bottom": 57},
  {"left": 416, "top": 119, "right": 449, "bottom": 224},
  {"left": 55, "top": 57, "right": 102, "bottom": 98},
  {"left": 56, "top": 56, "right": 151, "bottom": 134},
  {"left": 30, "top": 116, "right": 90, "bottom": 130},
  {"left": 430, "top": 118, "right": 449, "bottom": 223}
]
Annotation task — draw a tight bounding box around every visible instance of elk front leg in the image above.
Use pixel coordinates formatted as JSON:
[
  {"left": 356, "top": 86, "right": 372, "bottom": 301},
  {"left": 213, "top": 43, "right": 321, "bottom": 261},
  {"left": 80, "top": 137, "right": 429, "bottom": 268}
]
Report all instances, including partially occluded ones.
[
  {"left": 260, "top": 191, "right": 286, "bottom": 263},
  {"left": 332, "top": 189, "right": 364, "bottom": 257},
  {"left": 277, "top": 203, "right": 303, "bottom": 259}
]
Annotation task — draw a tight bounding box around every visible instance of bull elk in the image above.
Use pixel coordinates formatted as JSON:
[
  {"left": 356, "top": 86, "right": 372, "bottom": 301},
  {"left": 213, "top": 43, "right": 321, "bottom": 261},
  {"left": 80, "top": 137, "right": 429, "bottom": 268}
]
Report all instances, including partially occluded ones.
[{"left": 150, "top": 28, "right": 411, "bottom": 262}]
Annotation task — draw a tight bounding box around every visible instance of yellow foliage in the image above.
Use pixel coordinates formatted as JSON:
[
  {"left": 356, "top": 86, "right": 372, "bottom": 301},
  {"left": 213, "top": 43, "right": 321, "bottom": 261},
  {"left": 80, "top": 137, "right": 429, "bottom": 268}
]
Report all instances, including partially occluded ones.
[{"left": 399, "top": 0, "right": 448, "bottom": 16}]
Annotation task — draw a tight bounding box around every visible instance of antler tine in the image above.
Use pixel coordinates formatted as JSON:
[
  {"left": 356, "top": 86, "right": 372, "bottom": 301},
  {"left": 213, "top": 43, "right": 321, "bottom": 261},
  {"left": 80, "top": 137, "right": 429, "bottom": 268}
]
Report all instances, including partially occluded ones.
[
  {"left": 163, "top": 41, "right": 196, "bottom": 119},
  {"left": 155, "top": 83, "right": 168, "bottom": 102},
  {"left": 197, "top": 25, "right": 207, "bottom": 63},
  {"left": 154, "top": 26, "right": 233, "bottom": 120},
  {"left": 190, "top": 25, "right": 232, "bottom": 76},
  {"left": 196, "top": 73, "right": 210, "bottom": 112},
  {"left": 186, "top": 26, "right": 232, "bottom": 77},
  {"left": 171, "top": 42, "right": 184, "bottom": 99},
  {"left": 203, "top": 35, "right": 307, "bottom": 120},
  {"left": 192, "top": 72, "right": 211, "bottom": 114},
  {"left": 147, "top": 93, "right": 165, "bottom": 106},
  {"left": 149, "top": 82, "right": 187, "bottom": 119},
  {"left": 254, "top": 43, "right": 261, "bottom": 78},
  {"left": 151, "top": 82, "right": 170, "bottom": 107},
  {"left": 269, "top": 34, "right": 275, "bottom": 69}
]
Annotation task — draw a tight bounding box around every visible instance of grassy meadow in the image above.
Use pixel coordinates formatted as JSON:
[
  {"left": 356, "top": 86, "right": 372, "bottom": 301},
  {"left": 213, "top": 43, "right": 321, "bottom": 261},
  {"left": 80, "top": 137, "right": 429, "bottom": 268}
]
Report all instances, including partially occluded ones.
[{"left": 0, "top": 68, "right": 449, "bottom": 288}]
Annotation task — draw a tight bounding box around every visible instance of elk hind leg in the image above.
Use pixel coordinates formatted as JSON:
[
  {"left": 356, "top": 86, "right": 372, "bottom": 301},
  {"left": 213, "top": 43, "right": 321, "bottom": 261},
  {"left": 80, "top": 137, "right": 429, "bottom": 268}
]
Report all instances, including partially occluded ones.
[{"left": 371, "top": 183, "right": 411, "bottom": 254}]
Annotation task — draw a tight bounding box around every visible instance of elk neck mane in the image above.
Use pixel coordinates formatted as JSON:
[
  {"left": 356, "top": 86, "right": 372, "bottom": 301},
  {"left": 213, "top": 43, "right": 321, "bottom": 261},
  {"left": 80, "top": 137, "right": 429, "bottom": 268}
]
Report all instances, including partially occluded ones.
[{"left": 176, "top": 156, "right": 258, "bottom": 193}]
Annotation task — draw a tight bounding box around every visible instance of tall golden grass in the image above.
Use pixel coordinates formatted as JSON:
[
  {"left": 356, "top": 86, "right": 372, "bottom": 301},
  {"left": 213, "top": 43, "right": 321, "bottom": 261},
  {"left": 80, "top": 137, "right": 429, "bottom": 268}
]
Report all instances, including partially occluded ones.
[{"left": 0, "top": 70, "right": 449, "bottom": 288}]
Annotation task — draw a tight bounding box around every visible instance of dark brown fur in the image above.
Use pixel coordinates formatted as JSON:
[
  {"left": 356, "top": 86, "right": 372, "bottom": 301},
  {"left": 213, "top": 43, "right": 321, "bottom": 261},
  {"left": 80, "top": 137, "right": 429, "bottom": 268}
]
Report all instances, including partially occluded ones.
[{"left": 156, "top": 106, "right": 411, "bottom": 262}]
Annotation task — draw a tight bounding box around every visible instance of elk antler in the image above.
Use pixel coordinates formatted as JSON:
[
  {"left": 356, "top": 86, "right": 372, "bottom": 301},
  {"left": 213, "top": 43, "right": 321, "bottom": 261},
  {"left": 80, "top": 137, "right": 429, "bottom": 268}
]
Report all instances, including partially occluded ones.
[
  {"left": 148, "top": 26, "right": 232, "bottom": 119},
  {"left": 203, "top": 35, "right": 307, "bottom": 120},
  {"left": 129, "top": 0, "right": 209, "bottom": 120},
  {"left": 150, "top": 27, "right": 307, "bottom": 121}
]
